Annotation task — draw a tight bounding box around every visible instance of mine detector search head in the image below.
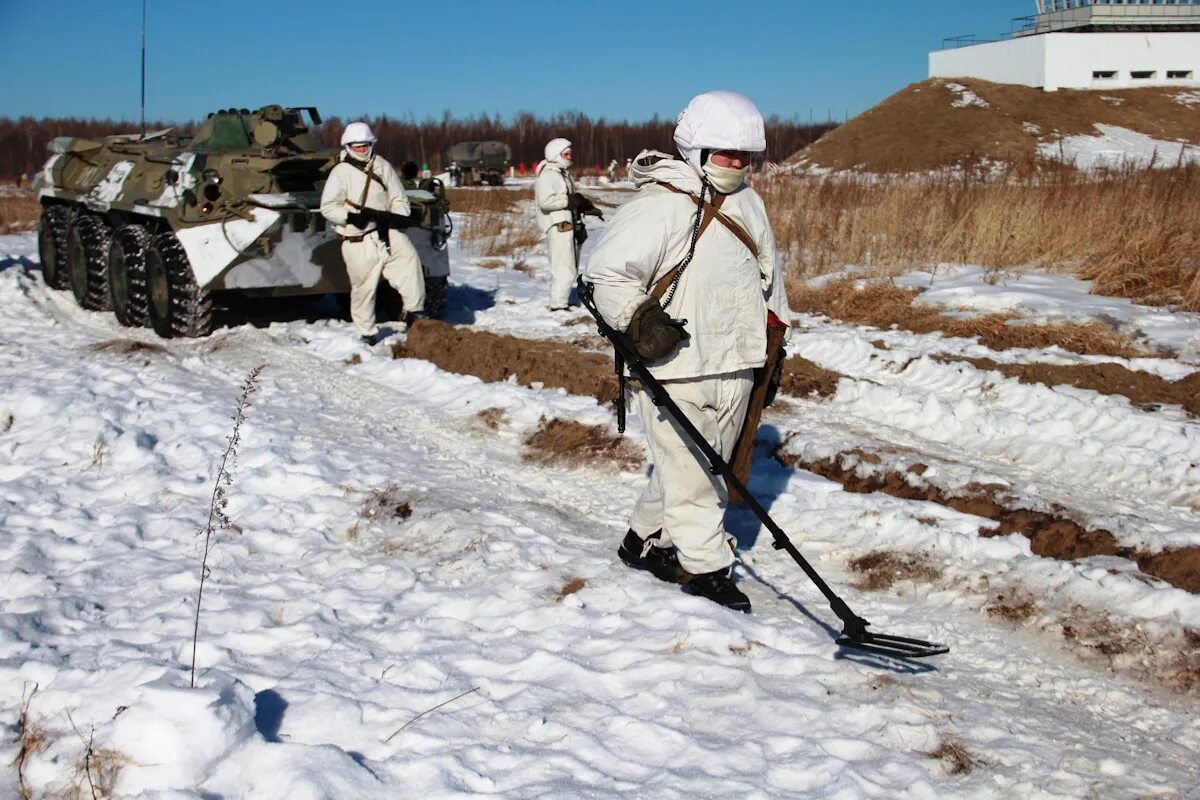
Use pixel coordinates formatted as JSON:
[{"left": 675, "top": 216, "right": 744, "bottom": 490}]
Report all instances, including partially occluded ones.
[{"left": 576, "top": 278, "right": 949, "bottom": 661}]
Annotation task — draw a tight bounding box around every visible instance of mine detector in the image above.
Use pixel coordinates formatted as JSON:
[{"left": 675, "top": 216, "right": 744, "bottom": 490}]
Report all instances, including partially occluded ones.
[{"left": 34, "top": 105, "right": 452, "bottom": 337}]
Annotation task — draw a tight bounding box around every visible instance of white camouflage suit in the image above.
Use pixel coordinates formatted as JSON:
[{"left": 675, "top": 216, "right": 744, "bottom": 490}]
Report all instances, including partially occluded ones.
[
  {"left": 534, "top": 139, "right": 578, "bottom": 310},
  {"left": 320, "top": 155, "right": 424, "bottom": 337},
  {"left": 584, "top": 105, "right": 790, "bottom": 576}
]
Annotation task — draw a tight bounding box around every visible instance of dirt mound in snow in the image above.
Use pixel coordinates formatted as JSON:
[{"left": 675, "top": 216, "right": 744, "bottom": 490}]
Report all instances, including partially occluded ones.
[
  {"left": 944, "top": 356, "right": 1200, "bottom": 416},
  {"left": 523, "top": 418, "right": 643, "bottom": 471},
  {"left": 397, "top": 320, "right": 621, "bottom": 404},
  {"left": 778, "top": 448, "right": 1200, "bottom": 594},
  {"left": 789, "top": 78, "right": 1200, "bottom": 173}
]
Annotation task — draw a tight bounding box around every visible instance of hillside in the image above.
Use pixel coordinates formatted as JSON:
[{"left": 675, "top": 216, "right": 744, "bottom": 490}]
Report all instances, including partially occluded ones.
[{"left": 789, "top": 78, "right": 1200, "bottom": 173}]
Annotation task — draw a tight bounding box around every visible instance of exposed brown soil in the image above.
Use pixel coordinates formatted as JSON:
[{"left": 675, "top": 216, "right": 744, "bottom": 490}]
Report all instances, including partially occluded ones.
[
  {"left": 778, "top": 447, "right": 1200, "bottom": 594},
  {"left": 983, "top": 589, "right": 1040, "bottom": 623},
  {"left": 523, "top": 417, "right": 642, "bottom": 471},
  {"left": 791, "top": 78, "right": 1200, "bottom": 173},
  {"left": 846, "top": 551, "right": 942, "bottom": 591},
  {"left": 89, "top": 339, "right": 168, "bottom": 356},
  {"left": 557, "top": 577, "right": 587, "bottom": 600},
  {"left": 938, "top": 355, "right": 1200, "bottom": 416},
  {"left": 790, "top": 279, "right": 1148, "bottom": 358},
  {"left": 396, "top": 320, "right": 621, "bottom": 404},
  {"left": 476, "top": 408, "right": 508, "bottom": 430},
  {"left": 779, "top": 355, "right": 842, "bottom": 399}
]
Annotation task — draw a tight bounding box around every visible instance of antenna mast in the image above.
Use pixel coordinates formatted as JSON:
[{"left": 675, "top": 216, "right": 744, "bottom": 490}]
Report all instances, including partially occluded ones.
[{"left": 140, "top": 0, "right": 146, "bottom": 138}]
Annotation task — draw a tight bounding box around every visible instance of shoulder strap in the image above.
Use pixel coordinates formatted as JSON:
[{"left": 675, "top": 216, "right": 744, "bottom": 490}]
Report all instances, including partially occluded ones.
[
  {"left": 648, "top": 191, "right": 727, "bottom": 301},
  {"left": 338, "top": 156, "right": 389, "bottom": 201},
  {"left": 653, "top": 181, "right": 759, "bottom": 259}
]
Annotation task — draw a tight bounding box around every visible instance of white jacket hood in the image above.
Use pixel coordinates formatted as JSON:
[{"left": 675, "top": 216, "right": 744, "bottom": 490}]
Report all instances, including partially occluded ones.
[
  {"left": 544, "top": 137, "right": 572, "bottom": 166},
  {"left": 628, "top": 149, "right": 703, "bottom": 193},
  {"left": 673, "top": 91, "right": 766, "bottom": 173}
]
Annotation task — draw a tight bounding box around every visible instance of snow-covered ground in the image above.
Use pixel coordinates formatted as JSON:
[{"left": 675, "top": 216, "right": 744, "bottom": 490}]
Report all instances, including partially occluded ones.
[
  {"left": 1037, "top": 123, "right": 1200, "bottom": 170},
  {"left": 2, "top": 197, "right": 1199, "bottom": 798}
]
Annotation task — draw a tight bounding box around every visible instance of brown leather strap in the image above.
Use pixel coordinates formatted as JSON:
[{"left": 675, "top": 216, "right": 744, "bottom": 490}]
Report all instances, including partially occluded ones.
[
  {"left": 648, "top": 192, "right": 727, "bottom": 301},
  {"left": 358, "top": 159, "right": 375, "bottom": 208},
  {"left": 653, "top": 181, "right": 759, "bottom": 259}
]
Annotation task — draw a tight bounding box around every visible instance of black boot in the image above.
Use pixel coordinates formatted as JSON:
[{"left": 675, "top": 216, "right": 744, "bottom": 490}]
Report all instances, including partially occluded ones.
[
  {"left": 617, "top": 529, "right": 683, "bottom": 583},
  {"left": 684, "top": 569, "right": 751, "bottom": 613}
]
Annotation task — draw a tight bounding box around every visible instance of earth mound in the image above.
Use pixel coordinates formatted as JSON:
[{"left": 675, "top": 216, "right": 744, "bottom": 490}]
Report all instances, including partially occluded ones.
[{"left": 789, "top": 78, "right": 1200, "bottom": 174}]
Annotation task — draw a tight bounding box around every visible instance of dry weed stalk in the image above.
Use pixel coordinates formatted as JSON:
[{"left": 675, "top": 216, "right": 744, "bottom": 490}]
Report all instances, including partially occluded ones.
[
  {"left": 190, "top": 364, "right": 265, "bottom": 688},
  {"left": 763, "top": 164, "right": 1200, "bottom": 311},
  {"left": 14, "top": 683, "right": 43, "bottom": 800}
]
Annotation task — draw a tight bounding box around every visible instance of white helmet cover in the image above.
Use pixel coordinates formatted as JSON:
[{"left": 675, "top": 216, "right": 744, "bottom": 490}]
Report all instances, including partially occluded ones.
[
  {"left": 544, "top": 137, "right": 572, "bottom": 164},
  {"left": 341, "top": 121, "right": 377, "bottom": 146},
  {"left": 673, "top": 91, "right": 766, "bottom": 172}
]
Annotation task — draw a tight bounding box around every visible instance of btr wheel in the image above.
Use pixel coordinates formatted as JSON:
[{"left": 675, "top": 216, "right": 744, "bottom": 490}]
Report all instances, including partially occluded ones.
[
  {"left": 37, "top": 205, "right": 72, "bottom": 289},
  {"left": 108, "top": 224, "right": 152, "bottom": 327},
  {"left": 66, "top": 214, "right": 113, "bottom": 310},
  {"left": 145, "top": 232, "right": 213, "bottom": 338}
]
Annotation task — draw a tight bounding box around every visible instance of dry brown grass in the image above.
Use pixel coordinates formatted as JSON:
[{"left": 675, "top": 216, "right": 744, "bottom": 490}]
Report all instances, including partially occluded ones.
[
  {"left": 447, "top": 187, "right": 531, "bottom": 215},
  {"left": 789, "top": 278, "right": 1148, "bottom": 357},
  {"left": 0, "top": 190, "right": 39, "bottom": 234},
  {"left": 922, "top": 736, "right": 979, "bottom": 776},
  {"left": 522, "top": 417, "right": 642, "bottom": 471},
  {"left": 452, "top": 187, "right": 543, "bottom": 259},
  {"left": 764, "top": 164, "right": 1200, "bottom": 311},
  {"left": 792, "top": 78, "right": 1200, "bottom": 173},
  {"left": 846, "top": 551, "right": 942, "bottom": 591}
]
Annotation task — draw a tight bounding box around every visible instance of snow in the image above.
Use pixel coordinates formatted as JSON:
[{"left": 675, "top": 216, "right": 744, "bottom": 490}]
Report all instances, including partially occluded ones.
[
  {"left": 1037, "top": 124, "right": 1200, "bottom": 170},
  {"left": 2, "top": 211, "right": 1200, "bottom": 798},
  {"left": 943, "top": 82, "right": 989, "bottom": 110},
  {"left": 896, "top": 264, "right": 1200, "bottom": 364}
]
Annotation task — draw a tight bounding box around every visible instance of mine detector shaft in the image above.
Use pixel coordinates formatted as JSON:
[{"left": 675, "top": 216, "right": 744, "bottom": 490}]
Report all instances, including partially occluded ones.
[
  {"left": 578, "top": 278, "right": 949, "bottom": 660},
  {"left": 34, "top": 105, "right": 452, "bottom": 337}
]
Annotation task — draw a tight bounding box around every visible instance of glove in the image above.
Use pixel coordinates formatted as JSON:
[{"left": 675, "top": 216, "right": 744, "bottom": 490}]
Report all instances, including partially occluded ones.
[
  {"left": 569, "top": 193, "right": 604, "bottom": 219},
  {"left": 764, "top": 346, "right": 786, "bottom": 407},
  {"left": 626, "top": 297, "right": 687, "bottom": 361},
  {"left": 345, "top": 210, "right": 368, "bottom": 228}
]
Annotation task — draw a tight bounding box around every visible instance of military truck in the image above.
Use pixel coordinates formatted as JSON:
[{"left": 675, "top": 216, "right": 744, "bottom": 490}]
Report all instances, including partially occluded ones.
[
  {"left": 34, "top": 104, "right": 453, "bottom": 337},
  {"left": 444, "top": 141, "right": 511, "bottom": 187}
]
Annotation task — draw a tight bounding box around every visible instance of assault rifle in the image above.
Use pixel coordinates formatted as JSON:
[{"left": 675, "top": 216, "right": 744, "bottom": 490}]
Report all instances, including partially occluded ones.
[
  {"left": 346, "top": 205, "right": 421, "bottom": 235},
  {"left": 578, "top": 278, "right": 949, "bottom": 661},
  {"left": 569, "top": 193, "right": 604, "bottom": 248}
]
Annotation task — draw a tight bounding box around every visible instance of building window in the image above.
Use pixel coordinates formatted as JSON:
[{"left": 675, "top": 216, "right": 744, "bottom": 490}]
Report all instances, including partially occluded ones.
[
  {"left": 1130, "top": 71, "right": 1157, "bottom": 80},
  {"left": 1092, "top": 70, "right": 1117, "bottom": 79},
  {"left": 1167, "top": 70, "right": 1193, "bottom": 79}
]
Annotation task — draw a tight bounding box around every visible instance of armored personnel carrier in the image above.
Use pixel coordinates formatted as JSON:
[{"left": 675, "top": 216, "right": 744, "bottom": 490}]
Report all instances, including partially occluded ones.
[
  {"left": 444, "top": 141, "right": 512, "bottom": 186},
  {"left": 34, "top": 104, "right": 452, "bottom": 337}
]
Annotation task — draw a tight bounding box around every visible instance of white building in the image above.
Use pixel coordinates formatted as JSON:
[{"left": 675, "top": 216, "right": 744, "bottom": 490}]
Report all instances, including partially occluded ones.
[{"left": 929, "top": 0, "right": 1200, "bottom": 91}]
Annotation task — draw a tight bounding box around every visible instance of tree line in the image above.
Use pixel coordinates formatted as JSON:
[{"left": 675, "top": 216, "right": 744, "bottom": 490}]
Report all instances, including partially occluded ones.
[{"left": 0, "top": 112, "right": 838, "bottom": 177}]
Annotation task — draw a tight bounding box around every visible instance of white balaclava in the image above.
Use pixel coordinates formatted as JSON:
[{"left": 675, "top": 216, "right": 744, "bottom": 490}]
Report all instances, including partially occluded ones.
[
  {"left": 544, "top": 137, "right": 572, "bottom": 167},
  {"left": 673, "top": 91, "right": 765, "bottom": 193},
  {"left": 341, "top": 121, "right": 377, "bottom": 162}
]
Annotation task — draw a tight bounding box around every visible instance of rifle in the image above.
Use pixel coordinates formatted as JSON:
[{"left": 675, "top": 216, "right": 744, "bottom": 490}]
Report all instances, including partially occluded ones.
[
  {"left": 346, "top": 205, "right": 420, "bottom": 235},
  {"left": 569, "top": 193, "right": 603, "bottom": 248},
  {"left": 577, "top": 277, "right": 948, "bottom": 660}
]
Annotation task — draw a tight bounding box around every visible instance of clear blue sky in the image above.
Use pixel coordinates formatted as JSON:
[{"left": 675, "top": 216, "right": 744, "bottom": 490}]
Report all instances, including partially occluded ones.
[{"left": 0, "top": 0, "right": 1034, "bottom": 123}]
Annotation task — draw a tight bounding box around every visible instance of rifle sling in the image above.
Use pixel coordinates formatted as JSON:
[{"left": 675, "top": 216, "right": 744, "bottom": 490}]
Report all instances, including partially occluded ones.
[{"left": 648, "top": 182, "right": 759, "bottom": 301}]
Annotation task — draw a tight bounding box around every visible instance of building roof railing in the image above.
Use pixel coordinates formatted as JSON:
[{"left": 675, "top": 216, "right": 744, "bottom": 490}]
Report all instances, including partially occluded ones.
[{"left": 1018, "top": 1, "right": 1200, "bottom": 35}]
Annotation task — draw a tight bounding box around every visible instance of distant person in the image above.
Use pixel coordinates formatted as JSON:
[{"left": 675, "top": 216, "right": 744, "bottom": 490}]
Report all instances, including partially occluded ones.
[
  {"left": 582, "top": 91, "right": 791, "bottom": 613},
  {"left": 399, "top": 160, "right": 420, "bottom": 190},
  {"left": 535, "top": 138, "right": 579, "bottom": 311},
  {"left": 320, "top": 121, "right": 426, "bottom": 345},
  {"left": 448, "top": 160, "right": 460, "bottom": 187}
]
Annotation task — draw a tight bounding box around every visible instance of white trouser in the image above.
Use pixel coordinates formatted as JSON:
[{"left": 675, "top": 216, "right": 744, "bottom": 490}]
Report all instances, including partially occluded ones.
[
  {"left": 342, "top": 229, "right": 425, "bottom": 336},
  {"left": 546, "top": 224, "right": 578, "bottom": 309},
  {"left": 628, "top": 369, "right": 754, "bottom": 575}
]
